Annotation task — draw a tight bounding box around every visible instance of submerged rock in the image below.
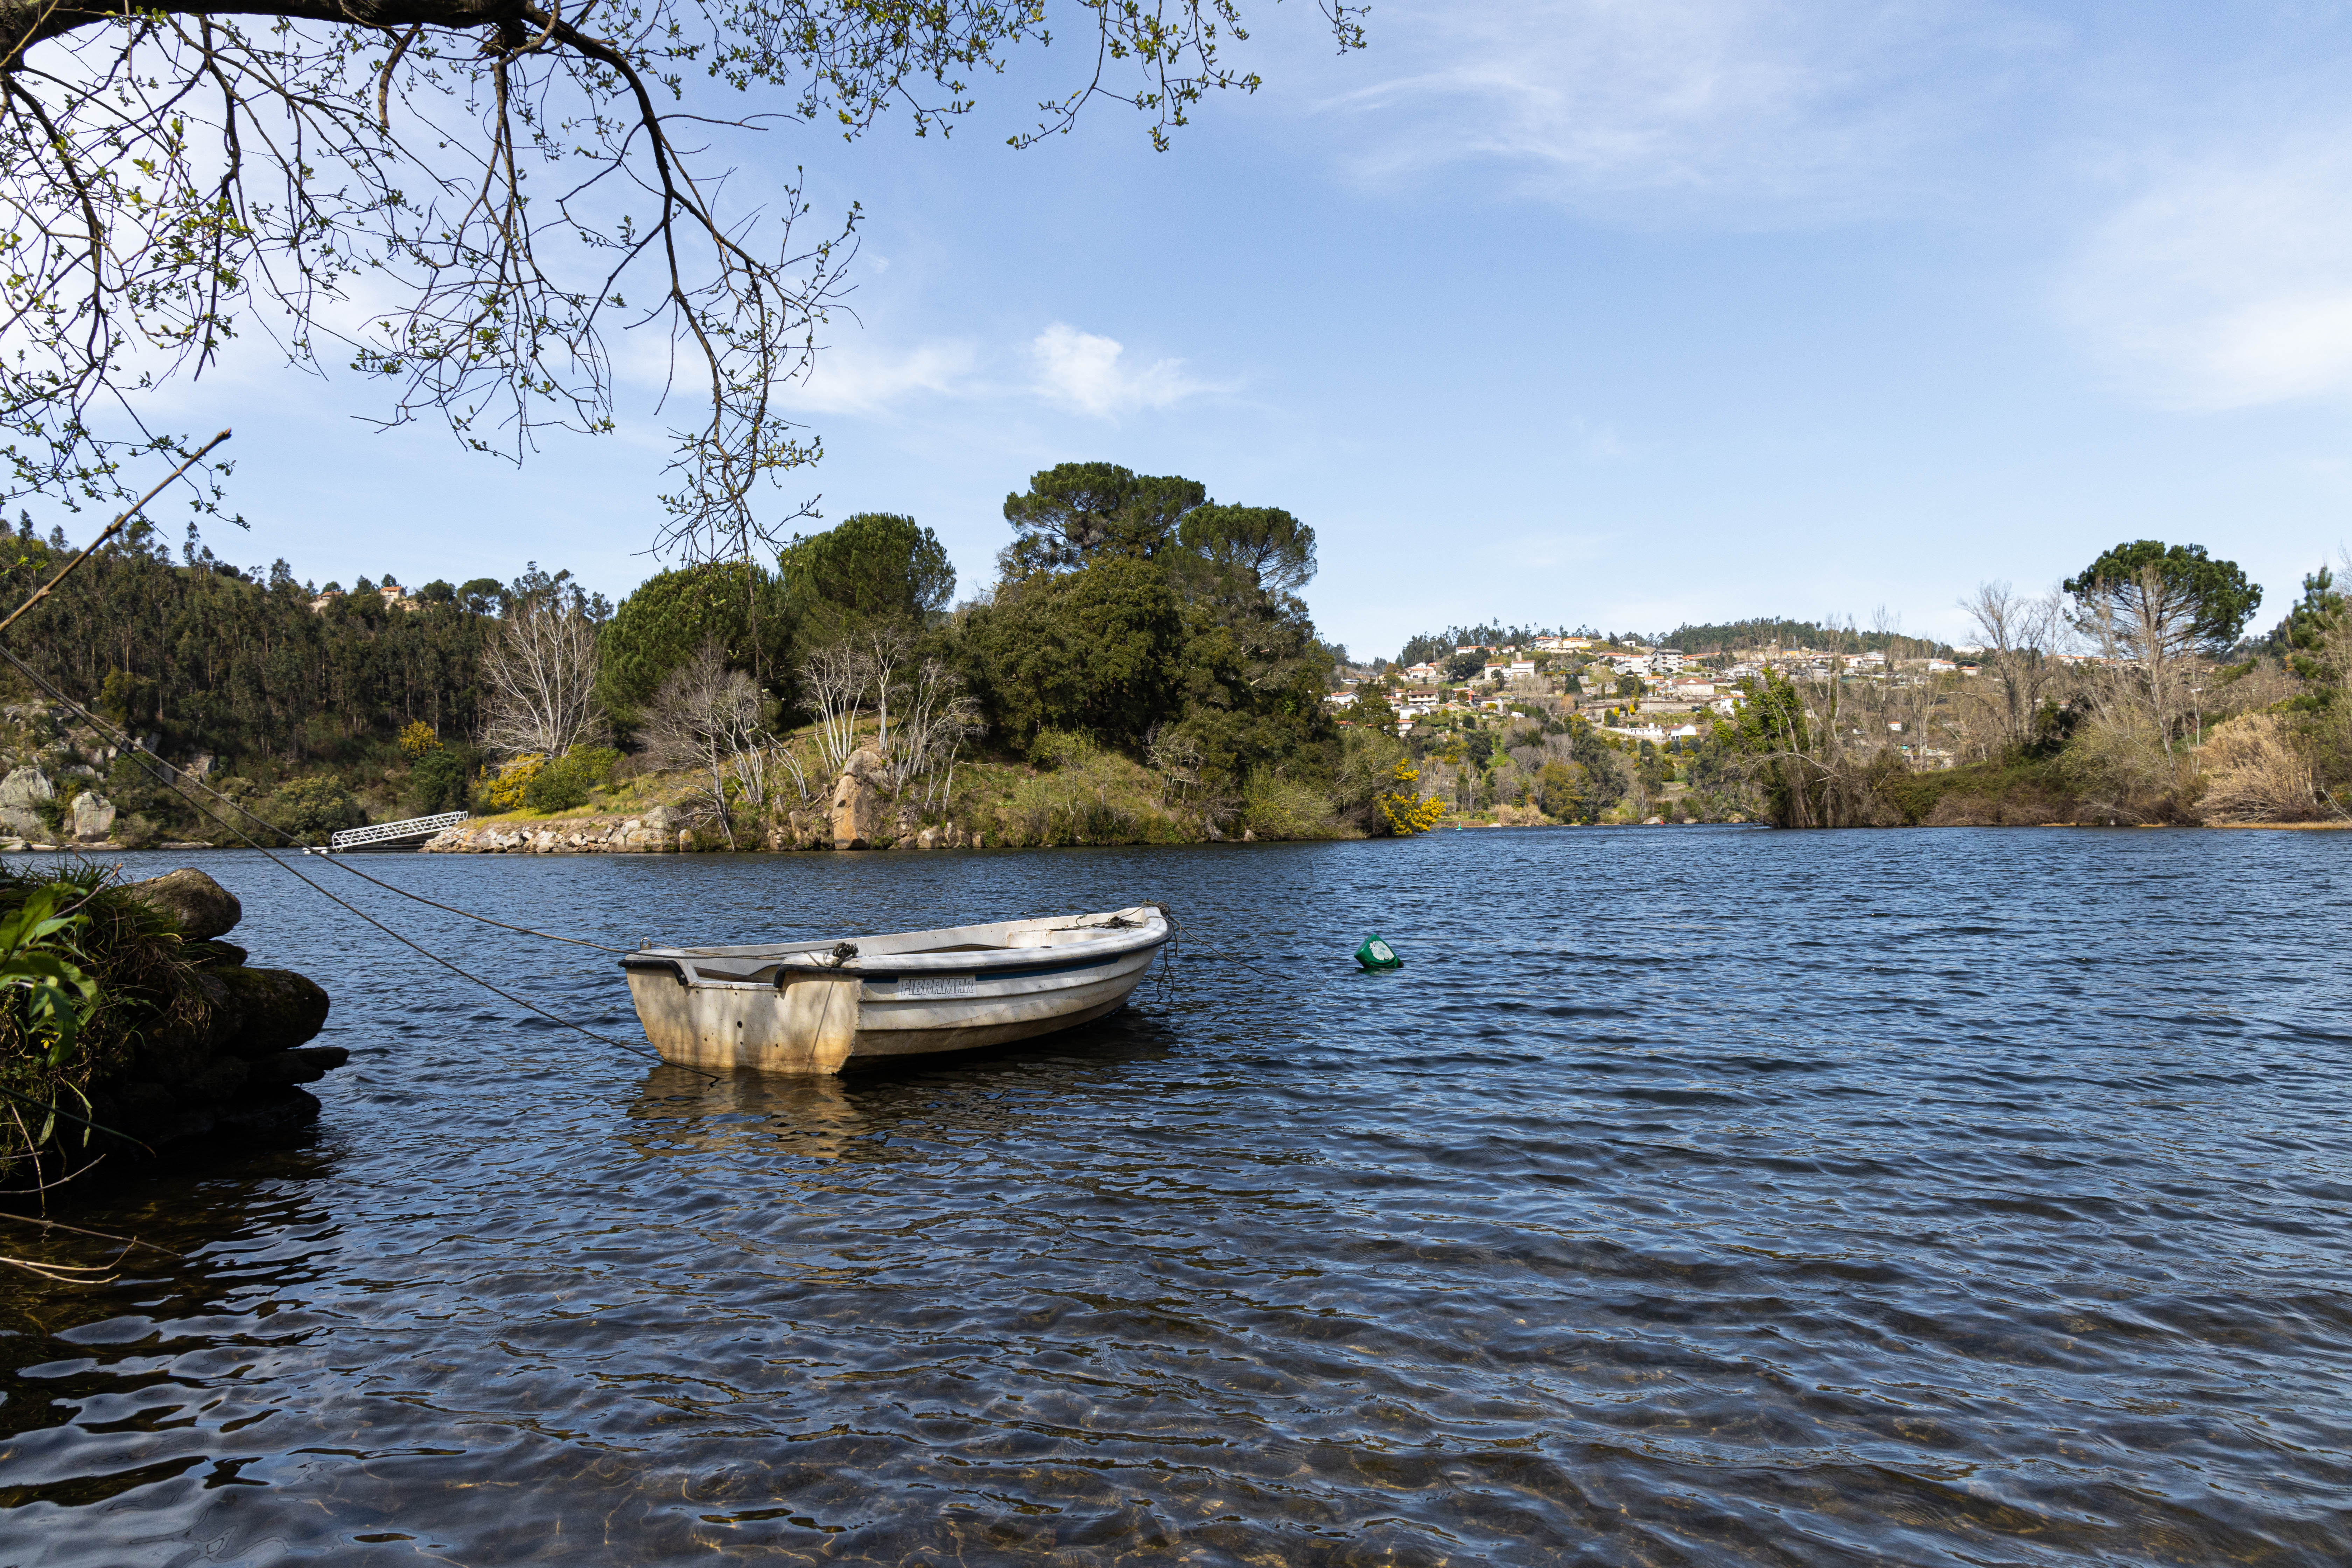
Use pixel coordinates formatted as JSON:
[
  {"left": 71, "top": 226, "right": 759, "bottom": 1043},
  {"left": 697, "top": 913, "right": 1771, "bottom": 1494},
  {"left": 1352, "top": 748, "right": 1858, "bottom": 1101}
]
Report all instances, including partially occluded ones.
[{"left": 200, "top": 965, "right": 333, "bottom": 1058}]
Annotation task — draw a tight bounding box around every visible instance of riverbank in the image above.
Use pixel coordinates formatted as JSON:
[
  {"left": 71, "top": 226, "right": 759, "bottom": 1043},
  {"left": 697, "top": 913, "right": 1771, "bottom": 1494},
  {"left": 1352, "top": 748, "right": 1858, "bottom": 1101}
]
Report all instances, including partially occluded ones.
[
  {"left": 424, "top": 738, "right": 1365, "bottom": 853},
  {"left": 1, "top": 866, "right": 345, "bottom": 1183}
]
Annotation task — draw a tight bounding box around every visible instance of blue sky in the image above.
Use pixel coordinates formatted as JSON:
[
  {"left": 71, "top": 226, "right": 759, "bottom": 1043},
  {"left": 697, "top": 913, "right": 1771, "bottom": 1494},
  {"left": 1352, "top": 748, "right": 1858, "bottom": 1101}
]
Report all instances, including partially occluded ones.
[{"left": 118, "top": 1, "right": 2352, "bottom": 658}]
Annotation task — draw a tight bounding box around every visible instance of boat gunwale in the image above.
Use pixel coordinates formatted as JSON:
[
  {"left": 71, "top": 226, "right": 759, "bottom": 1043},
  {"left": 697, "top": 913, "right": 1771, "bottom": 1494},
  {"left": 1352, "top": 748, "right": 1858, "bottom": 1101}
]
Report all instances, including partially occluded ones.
[{"left": 617, "top": 907, "right": 1168, "bottom": 985}]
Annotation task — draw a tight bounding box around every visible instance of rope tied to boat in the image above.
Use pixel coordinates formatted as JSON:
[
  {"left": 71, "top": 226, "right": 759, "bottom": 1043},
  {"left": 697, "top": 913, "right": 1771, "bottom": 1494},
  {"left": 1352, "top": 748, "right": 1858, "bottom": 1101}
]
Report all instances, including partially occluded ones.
[{"left": 1144, "top": 905, "right": 1287, "bottom": 989}]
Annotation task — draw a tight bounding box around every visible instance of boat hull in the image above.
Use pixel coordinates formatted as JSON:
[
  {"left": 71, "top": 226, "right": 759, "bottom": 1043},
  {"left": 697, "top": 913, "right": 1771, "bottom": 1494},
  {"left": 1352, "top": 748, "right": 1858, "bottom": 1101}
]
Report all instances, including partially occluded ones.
[{"left": 621, "top": 914, "right": 1164, "bottom": 1074}]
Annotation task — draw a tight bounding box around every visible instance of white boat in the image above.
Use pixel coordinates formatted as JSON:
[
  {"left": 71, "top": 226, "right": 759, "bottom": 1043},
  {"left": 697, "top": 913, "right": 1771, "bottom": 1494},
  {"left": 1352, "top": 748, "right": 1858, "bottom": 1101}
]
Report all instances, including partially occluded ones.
[{"left": 618, "top": 905, "right": 1170, "bottom": 1074}]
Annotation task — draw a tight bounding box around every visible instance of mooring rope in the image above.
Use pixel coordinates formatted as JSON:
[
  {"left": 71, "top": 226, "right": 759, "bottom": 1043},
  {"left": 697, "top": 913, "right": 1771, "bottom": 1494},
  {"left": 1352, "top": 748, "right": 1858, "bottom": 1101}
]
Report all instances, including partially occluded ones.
[
  {"left": 0, "top": 648, "right": 701, "bottom": 1080},
  {"left": 1152, "top": 905, "right": 1291, "bottom": 986}
]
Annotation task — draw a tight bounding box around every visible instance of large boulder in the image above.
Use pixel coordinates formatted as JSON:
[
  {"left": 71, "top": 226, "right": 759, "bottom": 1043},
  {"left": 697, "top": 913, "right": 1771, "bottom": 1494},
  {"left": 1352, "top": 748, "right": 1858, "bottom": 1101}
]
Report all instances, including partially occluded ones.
[
  {"left": 124, "top": 867, "right": 244, "bottom": 940},
  {"left": 198, "top": 965, "right": 332, "bottom": 1058},
  {"left": 830, "top": 748, "right": 894, "bottom": 849},
  {"left": 68, "top": 790, "right": 116, "bottom": 842},
  {"left": 0, "top": 765, "right": 51, "bottom": 839}
]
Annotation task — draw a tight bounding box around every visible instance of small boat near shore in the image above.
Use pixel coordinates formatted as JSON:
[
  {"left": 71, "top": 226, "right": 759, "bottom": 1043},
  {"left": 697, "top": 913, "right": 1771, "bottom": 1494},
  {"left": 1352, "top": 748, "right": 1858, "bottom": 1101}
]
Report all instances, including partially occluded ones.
[{"left": 618, "top": 905, "right": 1171, "bottom": 1074}]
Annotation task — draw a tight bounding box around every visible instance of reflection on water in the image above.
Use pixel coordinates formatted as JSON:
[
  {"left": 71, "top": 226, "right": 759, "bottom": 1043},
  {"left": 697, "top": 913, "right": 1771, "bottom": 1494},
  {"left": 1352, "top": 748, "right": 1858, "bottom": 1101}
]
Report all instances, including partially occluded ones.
[{"left": 3, "top": 830, "right": 2351, "bottom": 1565}]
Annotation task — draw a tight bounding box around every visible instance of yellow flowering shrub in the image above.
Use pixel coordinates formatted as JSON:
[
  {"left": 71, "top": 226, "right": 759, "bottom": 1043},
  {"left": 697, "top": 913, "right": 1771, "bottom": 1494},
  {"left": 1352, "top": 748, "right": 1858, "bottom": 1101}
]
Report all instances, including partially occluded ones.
[
  {"left": 1377, "top": 758, "right": 1447, "bottom": 836},
  {"left": 482, "top": 754, "right": 545, "bottom": 811},
  {"left": 398, "top": 720, "right": 441, "bottom": 757}
]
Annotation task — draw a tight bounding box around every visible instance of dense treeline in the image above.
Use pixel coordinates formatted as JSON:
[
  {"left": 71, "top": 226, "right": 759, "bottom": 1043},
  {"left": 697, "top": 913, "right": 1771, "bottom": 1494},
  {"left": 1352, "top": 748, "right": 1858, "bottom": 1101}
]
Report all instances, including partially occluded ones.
[
  {"left": 1, "top": 461, "right": 1416, "bottom": 845},
  {"left": 591, "top": 464, "right": 1352, "bottom": 797},
  {"left": 1395, "top": 624, "right": 1586, "bottom": 666},
  {"left": 1655, "top": 617, "right": 1954, "bottom": 659},
  {"left": 954, "top": 463, "right": 1339, "bottom": 789},
  {"left": 0, "top": 521, "right": 520, "bottom": 762},
  {"left": 1395, "top": 618, "right": 1956, "bottom": 668}
]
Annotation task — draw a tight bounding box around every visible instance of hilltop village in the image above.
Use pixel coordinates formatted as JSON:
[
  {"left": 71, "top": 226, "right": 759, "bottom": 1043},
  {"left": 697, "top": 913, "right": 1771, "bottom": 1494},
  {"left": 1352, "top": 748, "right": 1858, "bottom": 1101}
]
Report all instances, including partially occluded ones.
[{"left": 1332, "top": 634, "right": 1981, "bottom": 751}]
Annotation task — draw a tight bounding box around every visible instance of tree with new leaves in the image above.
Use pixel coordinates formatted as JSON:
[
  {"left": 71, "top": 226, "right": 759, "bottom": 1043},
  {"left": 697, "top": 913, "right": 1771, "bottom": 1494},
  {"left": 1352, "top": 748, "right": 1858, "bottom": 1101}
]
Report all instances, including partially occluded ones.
[
  {"left": 1350, "top": 684, "right": 1398, "bottom": 735},
  {"left": 0, "top": 1, "right": 1364, "bottom": 545}
]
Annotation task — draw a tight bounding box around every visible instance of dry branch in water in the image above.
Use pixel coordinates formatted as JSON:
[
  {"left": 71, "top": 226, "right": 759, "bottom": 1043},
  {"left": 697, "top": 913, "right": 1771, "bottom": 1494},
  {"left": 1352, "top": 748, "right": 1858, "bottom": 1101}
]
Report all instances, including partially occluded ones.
[{"left": 0, "top": 1, "right": 1364, "bottom": 544}]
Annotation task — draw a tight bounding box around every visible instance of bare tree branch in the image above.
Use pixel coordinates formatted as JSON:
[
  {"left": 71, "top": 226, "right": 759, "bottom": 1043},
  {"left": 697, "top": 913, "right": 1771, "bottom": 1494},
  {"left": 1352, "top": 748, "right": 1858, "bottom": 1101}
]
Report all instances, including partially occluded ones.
[
  {"left": 479, "top": 589, "right": 604, "bottom": 756},
  {"left": 0, "top": 0, "right": 1363, "bottom": 532}
]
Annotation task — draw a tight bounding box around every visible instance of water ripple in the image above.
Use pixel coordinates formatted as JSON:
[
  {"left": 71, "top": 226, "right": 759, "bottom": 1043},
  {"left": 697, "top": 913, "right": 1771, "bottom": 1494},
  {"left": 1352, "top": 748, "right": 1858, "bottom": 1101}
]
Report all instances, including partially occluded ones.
[{"left": 2, "top": 826, "right": 2349, "bottom": 1564}]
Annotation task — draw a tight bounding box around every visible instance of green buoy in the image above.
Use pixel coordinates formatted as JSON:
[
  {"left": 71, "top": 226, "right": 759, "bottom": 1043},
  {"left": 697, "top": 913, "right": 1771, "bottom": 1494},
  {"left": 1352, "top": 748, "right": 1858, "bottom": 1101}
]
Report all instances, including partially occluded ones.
[{"left": 1355, "top": 934, "right": 1402, "bottom": 971}]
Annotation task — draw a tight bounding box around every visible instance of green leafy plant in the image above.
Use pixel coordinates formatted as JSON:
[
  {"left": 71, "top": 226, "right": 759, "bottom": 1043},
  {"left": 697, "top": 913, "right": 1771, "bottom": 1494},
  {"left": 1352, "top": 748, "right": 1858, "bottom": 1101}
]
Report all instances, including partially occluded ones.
[
  {"left": 411, "top": 748, "right": 471, "bottom": 814},
  {"left": 266, "top": 776, "right": 366, "bottom": 842},
  {"left": 524, "top": 748, "right": 620, "bottom": 813},
  {"left": 0, "top": 886, "right": 98, "bottom": 1073}
]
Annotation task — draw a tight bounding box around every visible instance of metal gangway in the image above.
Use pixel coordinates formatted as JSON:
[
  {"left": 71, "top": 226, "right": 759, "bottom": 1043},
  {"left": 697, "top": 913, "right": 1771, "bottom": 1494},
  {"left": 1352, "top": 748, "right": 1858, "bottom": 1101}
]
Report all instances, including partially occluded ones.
[{"left": 322, "top": 811, "right": 469, "bottom": 853}]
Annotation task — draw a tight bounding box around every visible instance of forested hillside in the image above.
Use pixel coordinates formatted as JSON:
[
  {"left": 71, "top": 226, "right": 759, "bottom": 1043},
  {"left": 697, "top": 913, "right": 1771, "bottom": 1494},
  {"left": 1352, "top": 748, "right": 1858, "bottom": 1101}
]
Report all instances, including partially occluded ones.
[
  {"left": 0, "top": 464, "right": 1418, "bottom": 848},
  {"left": 0, "top": 523, "right": 534, "bottom": 762}
]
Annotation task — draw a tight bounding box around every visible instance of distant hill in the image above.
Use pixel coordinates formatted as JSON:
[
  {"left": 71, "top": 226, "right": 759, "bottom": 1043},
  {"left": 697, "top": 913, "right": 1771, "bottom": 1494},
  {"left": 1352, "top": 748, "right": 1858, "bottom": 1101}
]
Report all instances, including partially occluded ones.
[
  {"left": 1655, "top": 617, "right": 1955, "bottom": 659},
  {"left": 1393, "top": 622, "right": 1633, "bottom": 666},
  {"left": 1392, "top": 616, "right": 1953, "bottom": 666}
]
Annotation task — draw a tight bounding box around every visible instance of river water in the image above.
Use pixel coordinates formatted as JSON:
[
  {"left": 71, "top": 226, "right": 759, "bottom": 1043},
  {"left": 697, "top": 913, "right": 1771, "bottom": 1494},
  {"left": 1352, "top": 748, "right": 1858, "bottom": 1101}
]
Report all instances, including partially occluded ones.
[{"left": 2, "top": 827, "right": 2349, "bottom": 1566}]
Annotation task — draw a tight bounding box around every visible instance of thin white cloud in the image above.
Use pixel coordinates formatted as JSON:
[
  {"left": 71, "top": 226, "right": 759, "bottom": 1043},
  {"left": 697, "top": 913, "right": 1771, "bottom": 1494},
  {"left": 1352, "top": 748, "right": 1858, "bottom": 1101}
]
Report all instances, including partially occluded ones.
[
  {"left": 1029, "top": 322, "right": 1219, "bottom": 417},
  {"left": 2062, "top": 136, "right": 2352, "bottom": 409},
  {"left": 782, "top": 338, "right": 978, "bottom": 414},
  {"left": 1309, "top": 0, "right": 2051, "bottom": 223}
]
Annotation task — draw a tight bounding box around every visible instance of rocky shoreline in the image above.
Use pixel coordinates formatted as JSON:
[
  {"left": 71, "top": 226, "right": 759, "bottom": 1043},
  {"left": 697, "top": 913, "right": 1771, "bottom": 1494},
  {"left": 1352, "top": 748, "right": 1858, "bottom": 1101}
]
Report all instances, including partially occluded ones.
[
  {"left": 425, "top": 746, "right": 980, "bottom": 854},
  {"left": 87, "top": 869, "right": 346, "bottom": 1154}
]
